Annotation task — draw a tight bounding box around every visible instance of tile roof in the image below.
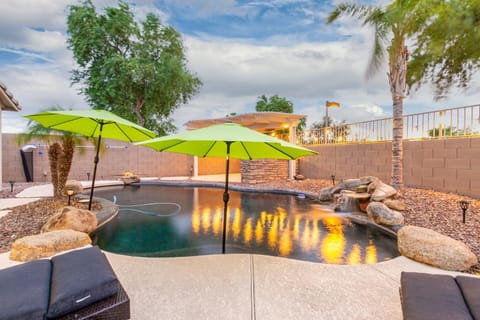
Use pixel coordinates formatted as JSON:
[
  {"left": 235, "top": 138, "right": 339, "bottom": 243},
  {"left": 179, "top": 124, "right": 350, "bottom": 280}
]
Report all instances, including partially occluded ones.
[{"left": 0, "top": 81, "right": 21, "bottom": 111}]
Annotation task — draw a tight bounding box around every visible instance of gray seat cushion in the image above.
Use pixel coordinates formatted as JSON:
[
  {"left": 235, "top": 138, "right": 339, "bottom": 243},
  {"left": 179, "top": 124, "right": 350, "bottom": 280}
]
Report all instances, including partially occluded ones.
[
  {"left": 47, "top": 246, "right": 119, "bottom": 318},
  {"left": 400, "top": 272, "right": 473, "bottom": 320},
  {"left": 0, "top": 259, "right": 52, "bottom": 320},
  {"left": 456, "top": 276, "right": 480, "bottom": 320}
]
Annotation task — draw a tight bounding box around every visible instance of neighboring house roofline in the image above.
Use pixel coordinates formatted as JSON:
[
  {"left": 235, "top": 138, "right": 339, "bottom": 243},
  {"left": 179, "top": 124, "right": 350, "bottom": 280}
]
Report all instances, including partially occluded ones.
[{"left": 0, "top": 80, "right": 21, "bottom": 111}]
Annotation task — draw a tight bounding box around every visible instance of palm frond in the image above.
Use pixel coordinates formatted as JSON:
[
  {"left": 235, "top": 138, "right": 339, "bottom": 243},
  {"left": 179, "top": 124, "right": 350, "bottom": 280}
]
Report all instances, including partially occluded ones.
[
  {"left": 327, "top": 3, "right": 389, "bottom": 78},
  {"left": 326, "top": 3, "right": 374, "bottom": 24}
]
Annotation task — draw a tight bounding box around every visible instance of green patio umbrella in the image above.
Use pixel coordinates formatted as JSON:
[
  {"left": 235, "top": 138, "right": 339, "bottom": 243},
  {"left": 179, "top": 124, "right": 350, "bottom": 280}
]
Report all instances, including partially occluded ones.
[
  {"left": 25, "top": 109, "right": 155, "bottom": 209},
  {"left": 135, "top": 122, "right": 317, "bottom": 253}
]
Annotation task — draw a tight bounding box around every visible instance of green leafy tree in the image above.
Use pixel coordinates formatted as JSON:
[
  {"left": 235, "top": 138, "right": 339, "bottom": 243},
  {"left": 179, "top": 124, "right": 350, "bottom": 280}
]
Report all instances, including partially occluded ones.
[
  {"left": 428, "top": 126, "right": 456, "bottom": 138},
  {"left": 67, "top": 0, "right": 202, "bottom": 135},
  {"left": 255, "top": 94, "right": 294, "bottom": 113},
  {"left": 255, "top": 94, "right": 306, "bottom": 135},
  {"left": 309, "top": 117, "right": 350, "bottom": 144},
  {"left": 408, "top": 0, "right": 480, "bottom": 99},
  {"left": 327, "top": 1, "right": 433, "bottom": 189}
]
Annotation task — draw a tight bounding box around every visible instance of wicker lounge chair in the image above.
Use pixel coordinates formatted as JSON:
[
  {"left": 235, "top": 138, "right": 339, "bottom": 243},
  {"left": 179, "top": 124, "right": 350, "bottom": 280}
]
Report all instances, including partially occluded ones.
[
  {"left": 400, "top": 272, "right": 480, "bottom": 320},
  {"left": 0, "top": 246, "right": 130, "bottom": 320}
]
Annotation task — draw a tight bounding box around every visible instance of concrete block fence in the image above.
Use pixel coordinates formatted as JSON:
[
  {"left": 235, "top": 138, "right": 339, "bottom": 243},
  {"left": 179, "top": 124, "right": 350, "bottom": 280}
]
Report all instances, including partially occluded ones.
[
  {"left": 3, "top": 133, "right": 479, "bottom": 198},
  {"left": 299, "top": 137, "right": 480, "bottom": 198}
]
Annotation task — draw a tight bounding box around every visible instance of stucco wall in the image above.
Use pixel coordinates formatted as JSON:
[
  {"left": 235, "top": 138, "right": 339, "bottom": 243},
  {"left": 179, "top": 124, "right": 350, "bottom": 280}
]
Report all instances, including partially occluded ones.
[
  {"left": 298, "top": 137, "right": 480, "bottom": 198},
  {"left": 198, "top": 157, "right": 240, "bottom": 175}
]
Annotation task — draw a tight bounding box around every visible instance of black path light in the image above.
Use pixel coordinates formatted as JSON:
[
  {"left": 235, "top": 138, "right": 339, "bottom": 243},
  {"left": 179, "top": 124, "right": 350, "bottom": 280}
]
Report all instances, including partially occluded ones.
[
  {"left": 8, "top": 180, "right": 15, "bottom": 193},
  {"left": 331, "top": 174, "right": 336, "bottom": 186},
  {"left": 459, "top": 200, "right": 470, "bottom": 223},
  {"left": 67, "top": 189, "right": 74, "bottom": 206}
]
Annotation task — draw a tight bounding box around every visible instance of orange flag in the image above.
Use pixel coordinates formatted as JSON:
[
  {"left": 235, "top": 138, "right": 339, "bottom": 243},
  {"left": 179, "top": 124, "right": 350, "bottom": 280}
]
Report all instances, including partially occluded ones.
[{"left": 326, "top": 101, "right": 340, "bottom": 107}]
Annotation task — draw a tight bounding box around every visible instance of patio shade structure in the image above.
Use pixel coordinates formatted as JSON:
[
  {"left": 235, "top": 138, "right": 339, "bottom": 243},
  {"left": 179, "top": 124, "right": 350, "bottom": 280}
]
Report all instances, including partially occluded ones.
[
  {"left": 25, "top": 109, "right": 155, "bottom": 210},
  {"left": 135, "top": 122, "right": 317, "bottom": 253}
]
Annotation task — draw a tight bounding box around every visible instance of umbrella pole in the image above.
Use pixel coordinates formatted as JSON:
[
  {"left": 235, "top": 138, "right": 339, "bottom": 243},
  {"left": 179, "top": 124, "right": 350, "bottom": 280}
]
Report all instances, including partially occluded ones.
[
  {"left": 88, "top": 124, "right": 103, "bottom": 210},
  {"left": 221, "top": 142, "right": 232, "bottom": 254}
]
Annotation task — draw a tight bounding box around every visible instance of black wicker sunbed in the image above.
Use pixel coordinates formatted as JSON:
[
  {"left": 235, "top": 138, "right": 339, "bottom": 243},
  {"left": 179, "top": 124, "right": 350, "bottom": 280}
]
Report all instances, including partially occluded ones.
[
  {"left": 400, "top": 272, "right": 480, "bottom": 320},
  {"left": 0, "top": 246, "right": 130, "bottom": 320}
]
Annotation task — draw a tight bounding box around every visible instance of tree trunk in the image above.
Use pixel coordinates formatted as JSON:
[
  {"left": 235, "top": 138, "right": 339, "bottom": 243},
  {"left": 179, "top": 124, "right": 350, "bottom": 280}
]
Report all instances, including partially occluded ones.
[
  {"left": 48, "top": 143, "right": 61, "bottom": 199},
  {"left": 57, "top": 137, "right": 75, "bottom": 198},
  {"left": 134, "top": 97, "right": 145, "bottom": 126},
  {"left": 388, "top": 45, "right": 408, "bottom": 190}
]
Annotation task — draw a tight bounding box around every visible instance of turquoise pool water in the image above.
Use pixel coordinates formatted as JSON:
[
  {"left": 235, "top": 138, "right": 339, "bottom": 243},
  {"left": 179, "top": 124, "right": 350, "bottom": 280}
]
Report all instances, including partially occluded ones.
[{"left": 94, "top": 185, "right": 399, "bottom": 264}]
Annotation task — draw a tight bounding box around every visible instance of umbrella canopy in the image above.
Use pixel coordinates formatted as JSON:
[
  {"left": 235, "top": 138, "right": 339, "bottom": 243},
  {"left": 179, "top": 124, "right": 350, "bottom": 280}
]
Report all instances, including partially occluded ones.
[
  {"left": 25, "top": 109, "right": 155, "bottom": 209},
  {"left": 136, "top": 122, "right": 316, "bottom": 160},
  {"left": 25, "top": 109, "right": 155, "bottom": 142},
  {"left": 136, "top": 122, "right": 317, "bottom": 253}
]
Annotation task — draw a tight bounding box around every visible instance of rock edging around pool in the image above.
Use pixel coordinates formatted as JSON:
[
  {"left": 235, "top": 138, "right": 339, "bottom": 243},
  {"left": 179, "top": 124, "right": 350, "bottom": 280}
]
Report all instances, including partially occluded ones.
[{"left": 319, "top": 176, "right": 478, "bottom": 271}]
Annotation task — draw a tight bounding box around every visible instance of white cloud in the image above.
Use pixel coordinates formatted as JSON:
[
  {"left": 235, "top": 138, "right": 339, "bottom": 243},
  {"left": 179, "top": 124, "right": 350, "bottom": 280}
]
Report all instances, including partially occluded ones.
[
  {"left": 0, "top": 64, "right": 86, "bottom": 115},
  {"left": 1, "top": 0, "right": 479, "bottom": 135}
]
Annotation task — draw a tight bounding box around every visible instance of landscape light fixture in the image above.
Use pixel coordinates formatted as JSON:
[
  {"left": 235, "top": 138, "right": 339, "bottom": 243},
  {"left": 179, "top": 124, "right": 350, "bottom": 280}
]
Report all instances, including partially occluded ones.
[
  {"left": 331, "top": 174, "right": 336, "bottom": 186},
  {"left": 8, "top": 180, "right": 15, "bottom": 193},
  {"left": 86, "top": 172, "right": 90, "bottom": 181},
  {"left": 67, "top": 189, "right": 74, "bottom": 206},
  {"left": 459, "top": 200, "right": 470, "bottom": 224}
]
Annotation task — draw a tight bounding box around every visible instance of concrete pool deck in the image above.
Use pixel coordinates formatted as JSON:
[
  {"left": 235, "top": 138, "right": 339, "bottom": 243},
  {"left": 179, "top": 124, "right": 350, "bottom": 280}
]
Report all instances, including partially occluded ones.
[{"left": 0, "top": 180, "right": 472, "bottom": 319}]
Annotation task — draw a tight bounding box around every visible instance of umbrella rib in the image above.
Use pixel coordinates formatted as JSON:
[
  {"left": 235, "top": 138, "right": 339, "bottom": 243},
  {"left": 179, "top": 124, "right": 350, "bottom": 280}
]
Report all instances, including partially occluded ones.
[
  {"left": 154, "top": 140, "right": 187, "bottom": 152},
  {"left": 239, "top": 142, "right": 252, "bottom": 160},
  {"left": 265, "top": 142, "right": 295, "bottom": 160},
  {"left": 128, "top": 124, "right": 156, "bottom": 139},
  {"left": 201, "top": 141, "right": 218, "bottom": 157},
  {"left": 38, "top": 115, "right": 82, "bottom": 129},
  {"left": 113, "top": 123, "right": 131, "bottom": 142}
]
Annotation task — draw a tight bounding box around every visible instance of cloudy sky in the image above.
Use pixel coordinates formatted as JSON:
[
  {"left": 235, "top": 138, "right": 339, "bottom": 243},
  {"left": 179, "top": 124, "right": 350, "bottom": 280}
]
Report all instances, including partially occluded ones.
[{"left": 1, "top": 0, "right": 479, "bottom": 133}]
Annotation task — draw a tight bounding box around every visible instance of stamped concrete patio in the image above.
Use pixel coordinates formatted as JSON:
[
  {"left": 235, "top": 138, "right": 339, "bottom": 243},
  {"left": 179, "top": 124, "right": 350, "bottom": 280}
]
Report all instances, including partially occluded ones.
[{"left": 105, "top": 252, "right": 461, "bottom": 320}]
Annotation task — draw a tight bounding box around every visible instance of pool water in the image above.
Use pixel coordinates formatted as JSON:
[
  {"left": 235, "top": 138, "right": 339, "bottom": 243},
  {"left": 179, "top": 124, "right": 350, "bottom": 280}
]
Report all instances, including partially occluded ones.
[{"left": 94, "top": 185, "right": 399, "bottom": 264}]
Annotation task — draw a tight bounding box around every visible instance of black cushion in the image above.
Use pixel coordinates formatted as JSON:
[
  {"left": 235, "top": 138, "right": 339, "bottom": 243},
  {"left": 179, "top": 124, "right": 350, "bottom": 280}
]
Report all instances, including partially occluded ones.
[
  {"left": 456, "top": 276, "right": 480, "bottom": 319},
  {"left": 400, "top": 272, "right": 472, "bottom": 320},
  {"left": 0, "top": 259, "right": 51, "bottom": 320},
  {"left": 47, "top": 246, "right": 119, "bottom": 318}
]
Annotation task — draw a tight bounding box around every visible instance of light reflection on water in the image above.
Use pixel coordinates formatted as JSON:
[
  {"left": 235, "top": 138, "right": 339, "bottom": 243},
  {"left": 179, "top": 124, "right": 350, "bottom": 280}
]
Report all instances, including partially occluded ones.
[{"left": 94, "top": 185, "right": 398, "bottom": 264}]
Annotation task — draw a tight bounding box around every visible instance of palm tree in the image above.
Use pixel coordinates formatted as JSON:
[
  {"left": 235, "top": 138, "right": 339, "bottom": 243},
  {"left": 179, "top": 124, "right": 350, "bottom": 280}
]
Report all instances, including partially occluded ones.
[
  {"left": 327, "top": 1, "right": 431, "bottom": 189},
  {"left": 18, "top": 107, "right": 83, "bottom": 199}
]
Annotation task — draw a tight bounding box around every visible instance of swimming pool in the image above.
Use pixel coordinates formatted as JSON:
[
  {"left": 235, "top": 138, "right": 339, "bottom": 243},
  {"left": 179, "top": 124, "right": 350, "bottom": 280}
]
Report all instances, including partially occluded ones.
[{"left": 94, "top": 185, "right": 399, "bottom": 264}]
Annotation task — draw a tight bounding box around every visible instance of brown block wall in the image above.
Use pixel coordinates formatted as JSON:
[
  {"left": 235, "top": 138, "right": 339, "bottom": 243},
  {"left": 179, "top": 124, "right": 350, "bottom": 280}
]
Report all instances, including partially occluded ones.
[
  {"left": 299, "top": 137, "right": 480, "bottom": 198},
  {"left": 4, "top": 132, "right": 479, "bottom": 198},
  {"left": 2, "top": 134, "right": 192, "bottom": 183},
  {"left": 299, "top": 142, "right": 391, "bottom": 182}
]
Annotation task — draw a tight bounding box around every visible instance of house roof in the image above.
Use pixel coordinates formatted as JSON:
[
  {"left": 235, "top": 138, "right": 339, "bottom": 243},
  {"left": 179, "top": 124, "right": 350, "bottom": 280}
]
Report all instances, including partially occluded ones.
[
  {"left": 0, "top": 81, "right": 21, "bottom": 111},
  {"left": 185, "top": 112, "right": 305, "bottom": 133}
]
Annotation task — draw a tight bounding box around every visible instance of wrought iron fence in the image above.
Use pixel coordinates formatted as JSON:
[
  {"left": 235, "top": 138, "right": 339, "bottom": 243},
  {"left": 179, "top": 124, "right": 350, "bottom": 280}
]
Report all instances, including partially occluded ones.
[{"left": 298, "top": 104, "right": 480, "bottom": 145}]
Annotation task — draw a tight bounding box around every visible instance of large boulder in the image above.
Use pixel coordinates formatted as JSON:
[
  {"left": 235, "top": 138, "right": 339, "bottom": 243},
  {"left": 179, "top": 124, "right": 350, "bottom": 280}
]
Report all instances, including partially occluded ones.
[
  {"left": 319, "top": 186, "right": 334, "bottom": 201},
  {"left": 64, "top": 180, "right": 83, "bottom": 195},
  {"left": 340, "top": 178, "right": 364, "bottom": 191},
  {"left": 370, "top": 182, "right": 397, "bottom": 201},
  {"left": 367, "top": 202, "right": 404, "bottom": 226},
  {"left": 42, "top": 206, "right": 97, "bottom": 234},
  {"left": 398, "top": 226, "right": 478, "bottom": 271},
  {"left": 120, "top": 175, "right": 140, "bottom": 185},
  {"left": 9, "top": 230, "right": 91, "bottom": 262},
  {"left": 359, "top": 176, "right": 379, "bottom": 185},
  {"left": 384, "top": 199, "right": 406, "bottom": 211}
]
